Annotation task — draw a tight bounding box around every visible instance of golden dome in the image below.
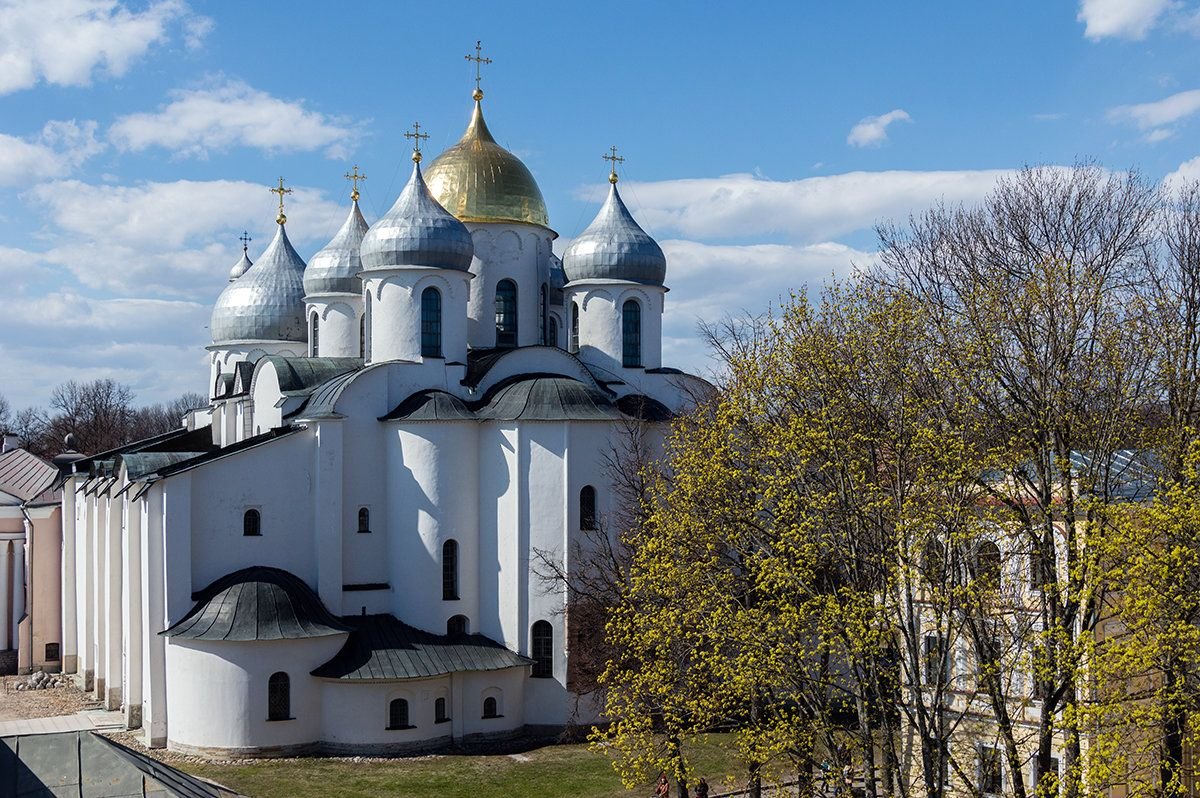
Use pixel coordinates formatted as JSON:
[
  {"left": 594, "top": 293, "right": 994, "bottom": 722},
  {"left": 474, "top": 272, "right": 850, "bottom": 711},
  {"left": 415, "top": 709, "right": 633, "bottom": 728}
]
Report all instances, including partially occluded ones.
[{"left": 424, "top": 98, "right": 550, "bottom": 228}]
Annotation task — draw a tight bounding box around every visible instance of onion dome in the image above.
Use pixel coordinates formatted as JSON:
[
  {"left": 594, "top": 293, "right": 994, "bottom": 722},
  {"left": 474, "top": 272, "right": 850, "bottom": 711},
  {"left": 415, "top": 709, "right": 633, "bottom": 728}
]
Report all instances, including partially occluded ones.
[
  {"left": 228, "top": 248, "right": 253, "bottom": 281},
  {"left": 360, "top": 160, "right": 474, "bottom": 272},
  {"left": 562, "top": 179, "right": 666, "bottom": 285},
  {"left": 210, "top": 222, "right": 308, "bottom": 344},
  {"left": 304, "top": 200, "right": 368, "bottom": 295},
  {"left": 423, "top": 96, "right": 549, "bottom": 228}
]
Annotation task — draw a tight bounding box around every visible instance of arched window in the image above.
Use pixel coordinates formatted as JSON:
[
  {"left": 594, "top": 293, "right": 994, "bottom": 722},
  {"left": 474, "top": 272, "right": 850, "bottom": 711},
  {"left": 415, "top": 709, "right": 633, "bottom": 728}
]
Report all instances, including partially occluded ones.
[
  {"left": 622, "top": 300, "right": 642, "bottom": 367},
  {"left": 495, "top": 280, "right": 518, "bottom": 347},
  {"left": 482, "top": 696, "right": 499, "bottom": 719},
  {"left": 388, "top": 698, "right": 410, "bottom": 729},
  {"left": 531, "top": 620, "right": 553, "bottom": 678},
  {"left": 421, "top": 287, "right": 442, "bottom": 358},
  {"left": 447, "top": 615, "right": 468, "bottom": 636},
  {"left": 357, "top": 507, "right": 370, "bottom": 533},
  {"left": 579, "top": 486, "right": 597, "bottom": 531},
  {"left": 975, "top": 541, "right": 1002, "bottom": 587},
  {"left": 267, "top": 672, "right": 290, "bottom": 720},
  {"left": 548, "top": 316, "right": 559, "bottom": 349},
  {"left": 359, "top": 314, "right": 366, "bottom": 358},
  {"left": 569, "top": 302, "right": 580, "bottom": 353},
  {"left": 310, "top": 312, "right": 320, "bottom": 357},
  {"left": 435, "top": 696, "right": 449, "bottom": 723},
  {"left": 243, "top": 509, "right": 261, "bottom": 537},
  {"left": 442, "top": 539, "right": 459, "bottom": 600}
]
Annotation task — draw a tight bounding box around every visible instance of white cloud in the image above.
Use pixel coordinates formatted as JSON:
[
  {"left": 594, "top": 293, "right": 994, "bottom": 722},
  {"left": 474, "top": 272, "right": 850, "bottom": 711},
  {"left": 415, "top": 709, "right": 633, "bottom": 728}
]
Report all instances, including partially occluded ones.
[
  {"left": 0, "top": 0, "right": 209, "bottom": 95},
  {"left": 1108, "top": 89, "right": 1200, "bottom": 142},
  {"left": 109, "top": 80, "right": 360, "bottom": 159},
  {"left": 1164, "top": 155, "right": 1200, "bottom": 190},
  {"left": 25, "top": 177, "right": 349, "bottom": 296},
  {"left": 0, "top": 119, "right": 102, "bottom": 185},
  {"left": 847, "top": 109, "right": 912, "bottom": 148},
  {"left": 601, "top": 169, "right": 1010, "bottom": 242},
  {"left": 1078, "top": 0, "right": 1173, "bottom": 40}
]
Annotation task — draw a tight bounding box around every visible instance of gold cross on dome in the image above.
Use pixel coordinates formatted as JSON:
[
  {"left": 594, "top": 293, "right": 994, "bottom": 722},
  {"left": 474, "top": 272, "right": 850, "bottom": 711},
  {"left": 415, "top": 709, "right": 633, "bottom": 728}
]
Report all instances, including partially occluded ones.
[
  {"left": 603, "top": 145, "right": 625, "bottom": 184},
  {"left": 238, "top": 230, "right": 251, "bottom": 253},
  {"left": 404, "top": 122, "right": 430, "bottom": 163},
  {"left": 344, "top": 165, "right": 367, "bottom": 201},
  {"left": 465, "top": 40, "right": 492, "bottom": 99},
  {"left": 269, "top": 177, "right": 293, "bottom": 225}
]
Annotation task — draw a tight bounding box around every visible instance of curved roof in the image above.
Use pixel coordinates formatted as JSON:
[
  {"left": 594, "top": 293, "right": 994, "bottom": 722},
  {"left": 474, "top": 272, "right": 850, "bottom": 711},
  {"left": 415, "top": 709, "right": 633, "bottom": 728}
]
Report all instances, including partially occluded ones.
[
  {"left": 476, "top": 375, "right": 622, "bottom": 422},
  {"left": 163, "top": 566, "right": 350, "bottom": 641},
  {"left": 228, "top": 249, "right": 252, "bottom": 281},
  {"left": 381, "top": 389, "right": 475, "bottom": 422},
  {"left": 359, "top": 161, "right": 475, "bottom": 273},
  {"left": 210, "top": 223, "right": 308, "bottom": 344},
  {"left": 312, "top": 614, "right": 533, "bottom": 681},
  {"left": 259, "top": 355, "right": 362, "bottom": 394},
  {"left": 304, "top": 200, "right": 368, "bottom": 295},
  {"left": 423, "top": 98, "right": 549, "bottom": 228},
  {"left": 563, "top": 182, "right": 666, "bottom": 285}
]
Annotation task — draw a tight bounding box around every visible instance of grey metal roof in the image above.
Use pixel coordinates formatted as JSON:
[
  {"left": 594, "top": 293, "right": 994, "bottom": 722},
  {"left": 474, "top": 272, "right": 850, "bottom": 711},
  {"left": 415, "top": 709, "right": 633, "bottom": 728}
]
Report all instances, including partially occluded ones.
[
  {"left": 121, "top": 452, "right": 208, "bottom": 480},
  {"left": 210, "top": 223, "right": 308, "bottom": 344},
  {"left": 163, "top": 566, "right": 350, "bottom": 641},
  {"left": 311, "top": 614, "right": 533, "bottom": 681},
  {"left": 475, "top": 375, "right": 623, "bottom": 422},
  {"left": 228, "top": 248, "right": 253, "bottom": 281},
  {"left": 381, "top": 390, "right": 475, "bottom": 422},
  {"left": 0, "top": 448, "right": 57, "bottom": 503},
  {"left": 615, "top": 394, "right": 674, "bottom": 422},
  {"left": 359, "top": 161, "right": 475, "bottom": 273},
  {"left": 261, "top": 355, "right": 362, "bottom": 393},
  {"left": 304, "top": 200, "right": 368, "bottom": 295},
  {"left": 562, "top": 182, "right": 666, "bottom": 286},
  {"left": 294, "top": 369, "right": 360, "bottom": 420}
]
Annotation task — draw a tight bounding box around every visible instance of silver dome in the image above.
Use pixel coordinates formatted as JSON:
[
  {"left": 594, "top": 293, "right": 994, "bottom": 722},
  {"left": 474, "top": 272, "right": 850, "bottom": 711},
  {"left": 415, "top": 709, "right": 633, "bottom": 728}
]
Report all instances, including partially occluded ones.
[
  {"left": 360, "top": 161, "right": 474, "bottom": 272},
  {"left": 562, "top": 183, "right": 666, "bottom": 285},
  {"left": 228, "top": 249, "right": 253, "bottom": 281},
  {"left": 211, "top": 223, "right": 308, "bottom": 344},
  {"left": 304, "top": 200, "right": 368, "bottom": 295}
]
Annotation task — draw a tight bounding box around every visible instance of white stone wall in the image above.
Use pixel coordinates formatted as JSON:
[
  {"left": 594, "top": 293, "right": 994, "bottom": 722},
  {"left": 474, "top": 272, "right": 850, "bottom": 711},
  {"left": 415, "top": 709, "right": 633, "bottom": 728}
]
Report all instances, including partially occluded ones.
[
  {"left": 465, "top": 224, "right": 557, "bottom": 349},
  {"left": 566, "top": 281, "right": 665, "bottom": 373},
  {"left": 165, "top": 635, "right": 346, "bottom": 754},
  {"left": 306, "top": 295, "right": 363, "bottom": 358},
  {"left": 364, "top": 270, "right": 471, "bottom": 365}
]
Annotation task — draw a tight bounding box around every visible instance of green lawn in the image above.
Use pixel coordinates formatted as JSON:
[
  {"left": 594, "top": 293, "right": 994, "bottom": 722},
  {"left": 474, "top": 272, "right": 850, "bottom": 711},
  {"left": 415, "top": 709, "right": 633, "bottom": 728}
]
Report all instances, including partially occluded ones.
[{"left": 177, "top": 735, "right": 748, "bottom": 798}]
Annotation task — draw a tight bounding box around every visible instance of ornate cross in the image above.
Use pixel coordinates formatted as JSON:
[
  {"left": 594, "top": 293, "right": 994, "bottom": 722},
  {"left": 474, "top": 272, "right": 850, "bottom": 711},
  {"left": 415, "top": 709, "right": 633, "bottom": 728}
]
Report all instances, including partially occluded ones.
[
  {"left": 603, "top": 145, "right": 625, "bottom": 184},
  {"left": 404, "top": 122, "right": 430, "bottom": 163},
  {"left": 238, "top": 230, "right": 252, "bottom": 253},
  {"left": 344, "top": 165, "right": 367, "bottom": 201},
  {"left": 465, "top": 40, "right": 492, "bottom": 99},
  {"left": 269, "top": 177, "right": 293, "bottom": 225}
]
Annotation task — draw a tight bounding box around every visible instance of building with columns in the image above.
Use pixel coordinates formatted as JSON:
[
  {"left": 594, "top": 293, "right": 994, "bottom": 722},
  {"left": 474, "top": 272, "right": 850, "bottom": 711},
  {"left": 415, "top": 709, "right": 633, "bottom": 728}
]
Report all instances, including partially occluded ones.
[
  {"left": 0, "top": 441, "right": 65, "bottom": 676},
  {"left": 58, "top": 76, "right": 705, "bottom": 757}
]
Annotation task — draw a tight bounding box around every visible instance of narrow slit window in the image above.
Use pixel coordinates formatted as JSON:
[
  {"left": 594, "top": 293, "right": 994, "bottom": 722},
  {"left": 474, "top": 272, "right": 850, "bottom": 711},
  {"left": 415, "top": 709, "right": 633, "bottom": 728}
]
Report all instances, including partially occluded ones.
[
  {"left": 310, "top": 313, "right": 320, "bottom": 357},
  {"left": 435, "top": 696, "right": 449, "bottom": 723},
  {"left": 495, "top": 279, "right": 518, "bottom": 348},
  {"left": 569, "top": 302, "right": 580, "bottom": 353},
  {"left": 442, "top": 539, "right": 459, "bottom": 600},
  {"left": 531, "top": 620, "right": 553, "bottom": 678},
  {"left": 622, "top": 299, "right": 642, "bottom": 367},
  {"left": 421, "top": 287, "right": 442, "bottom": 358},
  {"left": 267, "top": 672, "right": 290, "bottom": 720},
  {"left": 579, "top": 486, "right": 597, "bottom": 531},
  {"left": 243, "top": 509, "right": 261, "bottom": 537},
  {"left": 357, "top": 507, "right": 370, "bottom": 533},
  {"left": 482, "top": 696, "right": 498, "bottom": 718}
]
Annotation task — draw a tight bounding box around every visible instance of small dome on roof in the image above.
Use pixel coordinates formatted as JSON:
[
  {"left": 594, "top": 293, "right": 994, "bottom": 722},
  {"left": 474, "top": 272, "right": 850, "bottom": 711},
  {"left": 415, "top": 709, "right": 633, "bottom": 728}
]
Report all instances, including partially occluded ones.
[
  {"left": 211, "top": 223, "right": 308, "bottom": 344},
  {"left": 359, "top": 161, "right": 474, "bottom": 272},
  {"left": 228, "top": 248, "right": 253, "bottom": 281},
  {"left": 562, "top": 182, "right": 666, "bottom": 285},
  {"left": 305, "top": 200, "right": 368, "bottom": 295}
]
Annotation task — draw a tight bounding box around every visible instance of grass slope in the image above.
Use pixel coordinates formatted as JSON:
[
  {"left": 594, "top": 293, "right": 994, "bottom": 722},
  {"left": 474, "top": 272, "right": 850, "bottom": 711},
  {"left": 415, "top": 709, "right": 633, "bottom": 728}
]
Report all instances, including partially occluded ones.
[{"left": 178, "top": 736, "right": 747, "bottom": 798}]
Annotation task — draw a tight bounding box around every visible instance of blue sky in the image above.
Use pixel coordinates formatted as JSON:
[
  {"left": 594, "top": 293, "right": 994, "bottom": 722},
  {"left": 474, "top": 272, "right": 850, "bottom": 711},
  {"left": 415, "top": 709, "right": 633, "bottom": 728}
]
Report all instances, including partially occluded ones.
[{"left": 2, "top": 0, "right": 1200, "bottom": 410}]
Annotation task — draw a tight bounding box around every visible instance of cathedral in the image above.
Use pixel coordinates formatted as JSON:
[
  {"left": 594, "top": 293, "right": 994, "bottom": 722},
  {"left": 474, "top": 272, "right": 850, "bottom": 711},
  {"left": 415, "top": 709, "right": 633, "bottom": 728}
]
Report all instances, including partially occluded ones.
[{"left": 57, "top": 68, "right": 705, "bottom": 756}]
